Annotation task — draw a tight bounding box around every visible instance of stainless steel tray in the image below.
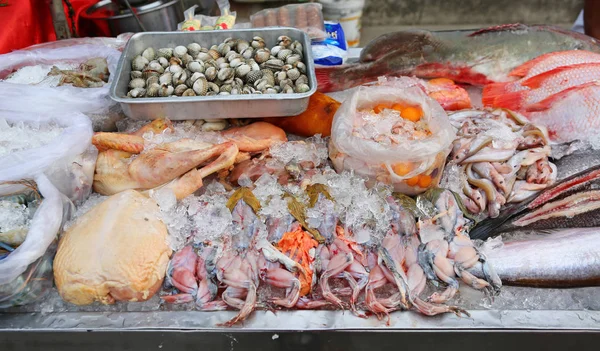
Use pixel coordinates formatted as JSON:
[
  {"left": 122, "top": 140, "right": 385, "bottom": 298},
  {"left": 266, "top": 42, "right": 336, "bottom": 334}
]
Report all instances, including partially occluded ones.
[{"left": 110, "top": 28, "right": 317, "bottom": 120}]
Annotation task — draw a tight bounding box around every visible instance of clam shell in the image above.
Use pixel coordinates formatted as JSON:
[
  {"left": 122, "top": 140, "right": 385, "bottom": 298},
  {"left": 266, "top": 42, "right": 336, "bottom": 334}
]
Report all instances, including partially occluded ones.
[
  {"left": 205, "top": 66, "right": 217, "bottom": 81},
  {"left": 287, "top": 68, "right": 300, "bottom": 81},
  {"left": 159, "top": 72, "right": 173, "bottom": 86},
  {"left": 197, "top": 52, "right": 213, "bottom": 62},
  {"left": 187, "top": 43, "right": 202, "bottom": 57},
  {"left": 182, "top": 89, "right": 196, "bottom": 96},
  {"left": 215, "top": 57, "right": 227, "bottom": 66},
  {"left": 146, "top": 83, "right": 160, "bottom": 97},
  {"left": 218, "top": 43, "right": 232, "bottom": 56},
  {"left": 235, "top": 64, "right": 251, "bottom": 79},
  {"left": 193, "top": 77, "right": 208, "bottom": 96},
  {"left": 277, "top": 49, "right": 293, "bottom": 61},
  {"left": 174, "top": 46, "right": 188, "bottom": 58},
  {"left": 182, "top": 53, "right": 194, "bottom": 66},
  {"left": 254, "top": 49, "right": 270, "bottom": 63},
  {"left": 278, "top": 35, "right": 292, "bottom": 47},
  {"left": 142, "top": 47, "right": 156, "bottom": 61},
  {"left": 142, "top": 69, "right": 160, "bottom": 80},
  {"left": 271, "top": 45, "right": 283, "bottom": 56},
  {"left": 202, "top": 120, "right": 228, "bottom": 132},
  {"left": 295, "top": 75, "right": 308, "bottom": 87},
  {"left": 247, "top": 59, "right": 260, "bottom": 71},
  {"left": 261, "top": 59, "right": 284, "bottom": 72},
  {"left": 241, "top": 47, "right": 254, "bottom": 60},
  {"left": 130, "top": 70, "right": 143, "bottom": 79},
  {"left": 220, "top": 84, "right": 232, "bottom": 93},
  {"left": 157, "top": 48, "right": 173, "bottom": 59},
  {"left": 129, "top": 78, "right": 146, "bottom": 89},
  {"left": 218, "top": 62, "right": 230, "bottom": 70},
  {"left": 132, "top": 55, "right": 149, "bottom": 71},
  {"left": 188, "top": 60, "right": 205, "bottom": 73},
  {"left": 173, "top": 70, "right": 188, "bottom": 86},
  {"left": 174, "top": 84, "right": 188, "bottom": 96},
  {"left": 159, "top": 84, "right": 174, "bottom": 97},
  {"left": 265, "top": 87, "right": 278, "bottom": 94},
  {"left": 292, "top": 49, "right": 304, "bottom": 59},
  {"left": 229, "top": 58, "right": 243, "bottom": 68},
  {"left": 295, "top": 84, "right": 310, "bottom": 93},
  {"left": 236, "top": 40, "right": 250, "bottom": 53},
  {"left": 158, "top": 57, "right": 169, "bottom": 68},
  {"left": 147, "top": 62, "right": 164, "bottom": 74},
  {"left": 217, "top": 67, "right": 234, "bottom": 82},
  {"left": 291, "top": 41, "right": 303, "bottom": 52},
  {"left": 207, "top": 82, "right": 220, "bottom": 93},
  {"left": 146, "top": 75, "right": 159, "bottom": 86},
  {"left": 127, "top": 87, "right": 146, "bottom": 98},
  {"left": 169, "top": 56, "right": 183, "bottom": 66},
  {"left": 295, "top": 62, "right": 307, "bottom": 74},
  {"left": 286, "top": 55, "right": 301, "bottom": 65},
  {"left": 251, "top": 36, "right": 266, "bottom": 49},
  {"left": 283, "top": 85, "right": 294, "bottom": 94},
  {"left": 245, "top": 70, "right": 263, "bottom": 85},
  {"left": 279, "top": 78, "right": 293, "bottom": 89},
  {"left": 187, "top": 72, "right": 205, "bottom": 87}
]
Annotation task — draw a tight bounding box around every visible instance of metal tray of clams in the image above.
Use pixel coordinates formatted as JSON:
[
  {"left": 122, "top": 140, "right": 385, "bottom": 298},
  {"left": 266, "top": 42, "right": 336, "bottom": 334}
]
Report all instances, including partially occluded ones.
[{"left": 110, "top": 28, "right": 317, "bottom": 120}]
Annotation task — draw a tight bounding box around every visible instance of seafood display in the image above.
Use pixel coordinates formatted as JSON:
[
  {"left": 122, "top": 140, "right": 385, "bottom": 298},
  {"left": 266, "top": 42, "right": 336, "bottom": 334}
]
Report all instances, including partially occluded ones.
[
  {"left": 250, "top": 3, "right": 326, "bottom": 40},
  {"left": 3, "top": 23, "right": 600, "bottom": 333},
  {"left": 125, "top": 36, "right": 310, "bottom": 98},
  {"left": 329, "top": 78, "right": 456, "bottom": 195},
  {"left": 316, "top": 24, "right": 600, "bottom": 92},
  {"left": 54, "top": 190, "right": 172, "bottom": 305},
  {"left": 444, "top": 109, "right": 556, "bottom": 218}
]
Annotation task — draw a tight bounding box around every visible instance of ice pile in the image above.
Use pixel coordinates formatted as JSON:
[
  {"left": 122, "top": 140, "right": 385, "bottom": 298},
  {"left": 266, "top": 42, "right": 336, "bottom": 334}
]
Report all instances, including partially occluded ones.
[
  {"left": 0, "top": 118, "right": 63, "bottom": 156},
  {"left": 269, "top": 135, "right": 329, "bottom": 167},
  {"left": 186, "top": 182, "right": 233, "bottom": 246},
  {"left": 0, "top": 200, "right": 31, "bottom": 233}
]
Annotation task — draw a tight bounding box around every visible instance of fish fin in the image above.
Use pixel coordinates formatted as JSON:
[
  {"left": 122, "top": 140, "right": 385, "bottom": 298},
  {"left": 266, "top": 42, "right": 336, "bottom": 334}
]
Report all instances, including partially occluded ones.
[
  {"left": 488, "top": 90, "right": 527, "bottom": 110},
  {"left": 315, "top": 66, "right": 344, "bottom": 93},
  {"left": 508, "top": 51, "right": 557, "bottom": 77},
  {"left": 468, "top": 24, "right": 529, "bottom": 37},
  {"left": 481, "top": 82, "right": 519, "bottom": 107},
  {"left": 415, "top": 63, "right": 493, "bottom": 85},
  {"left": 520, "top": 65, "right": 572, "bottom": 89},
  {"left": 315, "top": 64, "right": 378, "bottom": 93},
  {"left": 525, "top": 81, "right": 600, "bottom": 112}
]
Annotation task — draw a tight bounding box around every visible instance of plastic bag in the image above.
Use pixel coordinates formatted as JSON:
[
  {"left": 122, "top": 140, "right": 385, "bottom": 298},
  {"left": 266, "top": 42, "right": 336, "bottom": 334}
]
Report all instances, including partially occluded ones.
[
  {"left": 0, "top": 174, "right": 70, "bottom": 307},
  {"left": 0, "top": 110, "right": 95, "bottom": 204},
  {"left": 250, "top": 3, "right": 326, "bottom": 40},
  {"left": 312, "top": 21, "right": 348, "bottom": 66},
  {"left": 329, "top": 82, "right": 456, "bottom": 195},
  {"left": 0, "top": 44, "right": 122, "bottom": 117},
  {"left": 21, "top": 34, "right": 133, "bottom": 52},
  {"left": 178, "top": 3, "right": 238, "bottom": 31}
]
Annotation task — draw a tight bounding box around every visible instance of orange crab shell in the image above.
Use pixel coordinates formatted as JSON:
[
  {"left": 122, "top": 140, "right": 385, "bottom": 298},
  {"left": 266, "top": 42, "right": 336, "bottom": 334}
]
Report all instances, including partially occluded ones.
[{"left": 277, "top": 226, "right": 319, "bottom": 296}]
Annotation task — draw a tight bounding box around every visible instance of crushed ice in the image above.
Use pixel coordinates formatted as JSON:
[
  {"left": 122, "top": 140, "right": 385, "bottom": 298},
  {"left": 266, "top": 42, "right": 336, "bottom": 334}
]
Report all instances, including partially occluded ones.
[
  {"left": 2, "top": 62, "right": 78, "bottom": 86},
  {"left": 0, "top": 118, "right": 63, "bottom": 156},
  {"left": 0, "top": 200, "right": 31, "bottom": 233}
]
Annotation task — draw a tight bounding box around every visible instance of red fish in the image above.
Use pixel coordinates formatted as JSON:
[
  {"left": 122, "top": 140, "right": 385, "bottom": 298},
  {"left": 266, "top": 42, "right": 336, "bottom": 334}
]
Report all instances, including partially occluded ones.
[
  {"left": 508, "top": 50, "right": 600, "bottom": 79},
  {"left": 316, "top": 24, "right": 600, "bottom": 93},
  {"left": 524, "top": 82, "right": 600, "bottom": 143},
  {"left": 483, "top": 62, "right": 600, "bottom": 110}
]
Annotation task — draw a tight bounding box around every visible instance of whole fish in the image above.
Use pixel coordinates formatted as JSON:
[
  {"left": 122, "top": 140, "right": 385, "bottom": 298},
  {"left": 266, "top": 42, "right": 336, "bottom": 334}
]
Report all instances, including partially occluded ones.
[
  {"left": 470, "top": 158, "right": 600, "bottom": 239},
  {"left": 483, "top": 62, "right": 600, "bottom": 110},
  {"left": 524, "top": 82, "right": 600, "bottom": 143},
  {"left": 471, "top": 228, "right": 600, "bottom": 287},
  {"left": 508, "top": 50, "right": 600, "bottom": 79},
  {"left": 316, "top": 24, "right": 600, "bottom": 92}
]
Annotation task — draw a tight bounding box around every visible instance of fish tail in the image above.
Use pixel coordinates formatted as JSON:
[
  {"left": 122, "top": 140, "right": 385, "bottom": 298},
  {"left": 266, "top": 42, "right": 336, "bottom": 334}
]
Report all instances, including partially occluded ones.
[
  {"left": 316, "top": 63, "right": 376, "bottom": 93},
  {"left": 482, "top": 82, "right": 524, "bottom": 109}
]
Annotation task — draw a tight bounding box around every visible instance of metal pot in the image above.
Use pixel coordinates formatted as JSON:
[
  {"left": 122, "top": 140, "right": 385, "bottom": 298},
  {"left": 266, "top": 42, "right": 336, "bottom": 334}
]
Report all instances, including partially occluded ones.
[{"left": 81, "top": 0, "right": 185, "bottom": 36}]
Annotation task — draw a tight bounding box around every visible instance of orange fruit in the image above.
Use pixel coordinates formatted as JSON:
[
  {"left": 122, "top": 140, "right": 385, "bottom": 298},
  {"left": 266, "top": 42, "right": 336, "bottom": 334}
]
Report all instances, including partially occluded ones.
[
  {"left": 391, "top": 103, "right": 407, "bottom": 112},
  {"left": 406, "top": 176, "right": 420, "bottom": 187},
  {"left": 402, "top": 106, "right": 423, "bottom": 122},
  {"left": 417, "top": 175, "right": 432, "bottom": 188},
  {"left": 391, "top": 162, "right": 413, "bottom": 176},
  {"left": 373, "top": 103, "right": 390, "bottom": 114}
]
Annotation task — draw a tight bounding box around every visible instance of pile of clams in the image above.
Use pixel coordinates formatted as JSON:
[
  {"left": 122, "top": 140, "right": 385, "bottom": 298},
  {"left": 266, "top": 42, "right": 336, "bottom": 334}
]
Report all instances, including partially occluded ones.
[{"left": 127, "top": 36, "right": 310, "bottom": 98}]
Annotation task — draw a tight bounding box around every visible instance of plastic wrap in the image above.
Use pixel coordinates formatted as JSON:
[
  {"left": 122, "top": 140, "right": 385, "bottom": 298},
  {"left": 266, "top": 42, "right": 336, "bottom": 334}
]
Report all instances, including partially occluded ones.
[
  {"left": 329, "top": 83, "right": 456, "bottom": 195},
  {"left": 0, "top": 44, "right": 122, "bottom": 118},
  {"left": 250, "top": 3, "right": 326, "bottom": 40},
  {"left": 178, "top": 3, "right": 238, "bottom": 31},
  {"left": 0, "top": 111, "right": 95, "bottom": 204},
  {"left": 0, "top": 174, "right": 71, "bottom": 307},
  {"left": 21, "top": 34, "right": 133, "bottom": 52}
]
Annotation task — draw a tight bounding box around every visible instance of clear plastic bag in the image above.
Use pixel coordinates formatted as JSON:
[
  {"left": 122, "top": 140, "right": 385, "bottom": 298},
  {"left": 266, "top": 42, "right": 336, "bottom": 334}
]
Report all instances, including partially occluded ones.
[
  {"left": 0, "top": 174, "right": 72, "bottom": 307},
  {"left": 178, "top": 3, "right": 238, "bottom": 31},
  {"left": 0, "top": 111, "right": 95, "bottom": 204},
  {"left": 250, "top": 3, "right": 326, "bottom": 40},
  {"left": 21, "top": 34, "right": 133, "bottom": 52},
  {"left": 329, "top": 83, "right": 456, "bottom": 195},
  {"left": 0, "top": 44, "right": 122, "bottom": 117}
]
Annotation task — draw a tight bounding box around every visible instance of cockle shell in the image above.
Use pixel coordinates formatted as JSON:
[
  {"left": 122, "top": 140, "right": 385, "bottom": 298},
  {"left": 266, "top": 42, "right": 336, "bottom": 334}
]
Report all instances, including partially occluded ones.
[
  {"left": 286, "top": 68, "right": 300, "bottom": 81},
  {"left": 235, "top": 64, "right": 251, "bottom": 79},
  {"left": 146, "top": 83, "right": 160, "bottom": 97},
  {"left": 129, "top": 78, "right": 145, "bottom": 89},
  {"left": 130, "top": 70, "right": 143, "bottom": 79},
  {"left": 157, "top": 48, "right": 173, "bottom": 59},
  {"left": 146, "top": 76, "right": 159, "bottom": 87},
  {"left": 197, "top": 52, "right": 212, "bottom": 62},
  {"left": 208, "top": 49, "right": 221, "bottom": 60},
  {"left": 174, "top": 84, "right": 188, "bottom": 96},
  {"left": 187, "top": 43, "right": 202, "bottom": 57},
  {"left": 245, "top": 70, "right": 263, "bottom": 85},
  {"left": 187, "top": 72, "right": 205, "bottom": 87},
  {"left": 181, "top": 53, "right": 194, "bottom": 66},
  {"left": 132, "top": 55, "right": 149, "bottom": 71},
  {"left": 217, "top": 67, "right": 234, "bottom": 81},
  {"left": 192, "top": 77, "right": 208, "bottom": 96},
  {"left": 236, "top": 40, "right": 250, "bottom": 53},
  {"left": 205, "top": 66, "right": 217, "bottom": 81},
  {"left": 158, "top": 72, "right": 172, "bottom": 86},
  {"left": 173, "top": 46, "right": 187, "bottom": 58},
  {"left": 159, "top": 84, "right": 174, "bottom": 97},
  {"left": 127, "top": 87, "right": 146, "bottom": 98},
  {"left": 142, "top": 48, "right": 156, "bottom": 61},
  {"left": 251, "top": 36, "right": 266, "bottom": 49},
  {"left": 173, "top": 70, "right": 187, "bottom": 86},
  {"left": 187, "top": 60, "right": 204, "bottom": 73},
  {"left": 254, "top": 48, "right": 270, "bottom": 63},
  {"left": 158, "top": 57, "right": 169, "bottom": 68},
  {"left": 182, "top": 88, "right": 196, "bottom": 96}
]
